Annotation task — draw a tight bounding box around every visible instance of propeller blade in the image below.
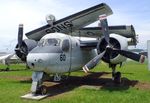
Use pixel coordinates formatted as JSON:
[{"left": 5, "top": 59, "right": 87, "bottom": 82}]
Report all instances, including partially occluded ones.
[
  {"left": 15, "top": 24, "right": 27, "bottom": 62},
  {"left": 113, "top": 49, "right": 145, "bottom": 63},
  {"left": 18, "top": 24, "right": 23, "bottom": 48},
  {"left": 99, "top": 14, "right": 109, "bottom": 45},
  {"left": 82, "top": 51, "right": 106, "bottom": 73}
]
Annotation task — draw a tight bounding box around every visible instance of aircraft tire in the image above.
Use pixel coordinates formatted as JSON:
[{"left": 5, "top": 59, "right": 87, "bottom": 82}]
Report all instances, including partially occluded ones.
[
  {"left": 40, "top": 85, "right": 48, "bottom": 95},
  {"left": 114, "top": 72, "right": 121, "bottom": 84}
]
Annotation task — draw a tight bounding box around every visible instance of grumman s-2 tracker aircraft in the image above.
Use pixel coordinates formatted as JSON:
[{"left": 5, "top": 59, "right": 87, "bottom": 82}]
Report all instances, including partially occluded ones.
[{"left": 14, "top": 3, "right": 145, "bottom": 97}]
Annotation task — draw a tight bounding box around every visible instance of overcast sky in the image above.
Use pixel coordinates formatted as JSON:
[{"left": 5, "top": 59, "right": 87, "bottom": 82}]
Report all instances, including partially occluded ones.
[{"left": 0, "top": 0, "right": 150, "bottom": 52}]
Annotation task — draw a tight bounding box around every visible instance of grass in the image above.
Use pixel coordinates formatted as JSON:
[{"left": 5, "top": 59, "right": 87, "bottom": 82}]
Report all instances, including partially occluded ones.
[{"left": 0, "top": 61, "right": 150, "bottom": 103}]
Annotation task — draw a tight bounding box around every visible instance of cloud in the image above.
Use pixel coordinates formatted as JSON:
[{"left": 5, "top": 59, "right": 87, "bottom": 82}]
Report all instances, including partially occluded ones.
[
  {"left": 0, "top": 0, "right": 150, "bottom": 52},
  {"left": 0, "top": 0, "right": 69, "bottom": 52},
  {"left": 0, "top": 0, "right": 90, "bottom": 52}
]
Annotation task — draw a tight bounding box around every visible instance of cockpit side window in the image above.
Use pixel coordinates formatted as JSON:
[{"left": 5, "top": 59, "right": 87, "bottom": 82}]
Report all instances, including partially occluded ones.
[
  {"left": 62, "top": 39, "right": 70, "bottom": 51},
  {"left": 38, "top": 39, "right": 44, "bottom": 46},
  {"left": 38, "top": 38, "right": 60, "bottom": 46}
]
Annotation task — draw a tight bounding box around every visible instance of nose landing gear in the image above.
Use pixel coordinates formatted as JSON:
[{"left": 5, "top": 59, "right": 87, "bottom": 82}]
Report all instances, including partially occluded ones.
[
  {"left": 36, "top": 85, "right": 48, "bottom": 95},
  {"left": 21, "top": 71, "right": 49, "bottom": 100}
]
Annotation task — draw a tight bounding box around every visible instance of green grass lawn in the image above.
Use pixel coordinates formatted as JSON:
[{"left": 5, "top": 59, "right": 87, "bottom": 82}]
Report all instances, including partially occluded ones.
[{"left": 0, "top": 61, "right": 150, "bottom": 103}]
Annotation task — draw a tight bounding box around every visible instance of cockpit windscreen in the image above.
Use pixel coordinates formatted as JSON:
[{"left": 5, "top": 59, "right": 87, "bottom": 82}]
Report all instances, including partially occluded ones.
[{"left": 38, "top": 38, "right": 60, "bottom": 46}]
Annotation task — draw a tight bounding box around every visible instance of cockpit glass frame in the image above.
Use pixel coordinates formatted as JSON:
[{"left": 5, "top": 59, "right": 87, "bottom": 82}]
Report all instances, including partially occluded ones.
[{"left": 38, "top": 38, "right": 61, "bottom": 46}]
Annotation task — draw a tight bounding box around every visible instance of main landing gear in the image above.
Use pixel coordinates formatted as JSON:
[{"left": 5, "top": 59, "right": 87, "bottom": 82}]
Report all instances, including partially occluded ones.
[
  {"left": 53, "top": 73, "right": 62, "bottom": 82},
  {"left": 110, "top": 64, "right": 121, "bottom": 84},
  {"left": 5, "top": 62, "right": 10, "bottom": 71}
]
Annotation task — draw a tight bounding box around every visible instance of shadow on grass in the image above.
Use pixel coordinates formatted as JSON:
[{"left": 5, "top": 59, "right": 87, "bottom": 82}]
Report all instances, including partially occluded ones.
[
  {"left": 100, "top": 78, "right": 138, "bottom": 91},
  {"left": 0, "top": 68, "right": 29, "bottom": 72},
  {"left": 41, "top": 72, "right": 138, "bottom": 98},
  {"left": 20, "top": 78, "right": 32, "bottom": 84}
]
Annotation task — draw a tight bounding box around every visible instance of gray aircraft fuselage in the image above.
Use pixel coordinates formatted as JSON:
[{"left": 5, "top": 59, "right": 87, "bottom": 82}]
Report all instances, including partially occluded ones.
[{"left": 27, "top": 33, "right": 97, "bottom": 74}]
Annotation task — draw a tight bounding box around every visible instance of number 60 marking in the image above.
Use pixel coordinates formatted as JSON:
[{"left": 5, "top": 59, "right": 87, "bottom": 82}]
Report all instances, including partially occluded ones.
[{"left": 60, "top": 54, "right": 66, "bottom": 61}]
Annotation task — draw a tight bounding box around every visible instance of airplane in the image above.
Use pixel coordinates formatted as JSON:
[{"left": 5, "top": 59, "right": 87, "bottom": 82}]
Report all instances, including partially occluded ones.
[
  {"left": 14, "top": 3, "right": 145, "bottom": 95},
  {"left": 0, "top": 53, "right": 16, "bottom": 71},
  {"left": 0, "top": 51, "right": 32, "bottom": 71},
  {"left": 0, "top": 53, "right": 25, "bottom": 71}
]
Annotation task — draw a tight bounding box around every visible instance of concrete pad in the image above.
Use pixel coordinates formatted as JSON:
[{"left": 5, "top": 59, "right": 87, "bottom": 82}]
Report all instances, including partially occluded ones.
[{"left": 21, "top": 93, "right": 49, "bottom": 100}]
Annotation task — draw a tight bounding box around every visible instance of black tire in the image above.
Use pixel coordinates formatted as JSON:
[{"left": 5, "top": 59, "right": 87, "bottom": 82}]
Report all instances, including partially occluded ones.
[
  {"left": 114, "top": 72, "right": 121, "bottom": 84},
  {"left": 40, "top": 85, "right": 48, "bottom": 95}
]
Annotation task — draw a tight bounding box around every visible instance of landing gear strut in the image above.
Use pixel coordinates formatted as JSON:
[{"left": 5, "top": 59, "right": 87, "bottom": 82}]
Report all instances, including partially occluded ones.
[
  {"left": 31, "top": 72, "right": 48, "bottom": 95},
  {"left": 5, "top": 66, "right": 10, "bottom": 71},
  {"left": 53, "top": 73, "right": 62, "bottom": 82},
  {"left": 5, "top": 62, "right": 10, "bottom": 71},
  {"left": 110, "top": 64, "right": 121, "bottom": 84}
]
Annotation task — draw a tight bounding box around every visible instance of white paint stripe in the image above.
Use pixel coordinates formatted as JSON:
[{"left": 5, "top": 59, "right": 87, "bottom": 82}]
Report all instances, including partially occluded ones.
[
  {"left": 82, "top": 66, "right": 88, "bottom": 73},
  {"left": 82, "top": 67, "right": 87, "bottom": 73},
  {"left": 84, "top": 65, "right": 89, "bottom": 72}
]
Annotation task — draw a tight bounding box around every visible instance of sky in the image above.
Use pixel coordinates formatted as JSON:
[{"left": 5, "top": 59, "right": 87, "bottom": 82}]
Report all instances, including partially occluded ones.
[{"left": 0, "top": 0, "right": 150, "bottom": 52}]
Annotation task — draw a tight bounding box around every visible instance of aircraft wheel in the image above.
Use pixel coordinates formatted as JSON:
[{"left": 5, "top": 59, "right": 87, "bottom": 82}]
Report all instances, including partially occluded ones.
[
  {"left": 40, "top": 85, "right": 48, "bottom": 95},
  {"left": 5, "top": 67, "right": 9, "bottom": 71},
  {"left": 114, "top": 72, "right": 121, "bottom": 84}
]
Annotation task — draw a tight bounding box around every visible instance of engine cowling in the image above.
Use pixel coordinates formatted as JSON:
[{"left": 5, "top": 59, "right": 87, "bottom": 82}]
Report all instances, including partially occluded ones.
[
  {"left": 97, "top": 34, "right": 128, "bottom": 64},
  {"left": 15, "top": 39, "right": 37, "bottom": 61}
]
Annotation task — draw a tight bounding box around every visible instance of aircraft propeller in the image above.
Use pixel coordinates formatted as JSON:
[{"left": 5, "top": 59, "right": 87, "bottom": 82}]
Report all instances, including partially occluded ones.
[
  {"left": 82, "top": 14, "right": 145, "bottom": 72},
  {"left": 99, "top": 14, "right": 145, "bottom": 63},
  {"left": 18, "top": 24, "right": 23, "bottom": 48},
  {"left": 82, "top": 51, "right": 105, "bottom": 73},
  {"left": 15, "top": 24, "right": 28, "bottom": 61}
]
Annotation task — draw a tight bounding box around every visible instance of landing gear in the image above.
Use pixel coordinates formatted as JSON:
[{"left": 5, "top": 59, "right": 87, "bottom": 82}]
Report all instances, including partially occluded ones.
[
  {"left": 114, "top": 72, "right": 121, "bottom": 84},
  {"left": 110, "top": 64, "right": 121, "bottom": 84},
  {"left": 53, "top": 73, "right": 62, "bottom": 82},
  {"left": 38, "top": 85, "right": 48, "bottom": 95},
  {"left": 5, "top": 63, "right": 10, "bottom": 71},
  {"left": 5, "top": 67, "right": 10, "bottom": 71},
  {"left": 30, "top": 72, "right": 63, "bottom": 95},
  {"left": 31, "top": 71, "right": 48, "bottom": 95}
]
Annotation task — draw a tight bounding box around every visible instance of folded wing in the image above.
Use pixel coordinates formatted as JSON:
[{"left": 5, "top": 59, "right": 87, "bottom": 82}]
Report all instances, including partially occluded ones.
[
  {"left": 25, "top": 3, "right": 113, "bottom": 41},
  {"left": 72, "top": 25, "right": 136, "bottom": 45}
]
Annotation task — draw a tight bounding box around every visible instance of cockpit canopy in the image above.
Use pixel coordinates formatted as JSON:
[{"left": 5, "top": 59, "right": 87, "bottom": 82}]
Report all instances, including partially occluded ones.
[{"left": 38, "top": 38, "right": 61, "bottom": 46}]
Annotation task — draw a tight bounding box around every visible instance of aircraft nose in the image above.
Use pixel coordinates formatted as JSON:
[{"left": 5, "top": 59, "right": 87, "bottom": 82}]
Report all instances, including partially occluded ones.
[
  {"left": 26, "top": 46, "right": 63, "bottom": 71},
  {"left": 27, "top": 54, "right": 46, "bottom": 71},
  {"left": 31, "top": 63, "right": 35, "bottom": 67}
]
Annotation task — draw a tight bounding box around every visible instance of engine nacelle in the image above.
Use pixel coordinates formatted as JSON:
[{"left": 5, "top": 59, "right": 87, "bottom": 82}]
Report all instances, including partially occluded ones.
[
  {"left": 15, "top": 39, "right": 37, "bottom": 61},
  {"left": 97, "top": 34, "right": 128, "bottom": 64}
]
